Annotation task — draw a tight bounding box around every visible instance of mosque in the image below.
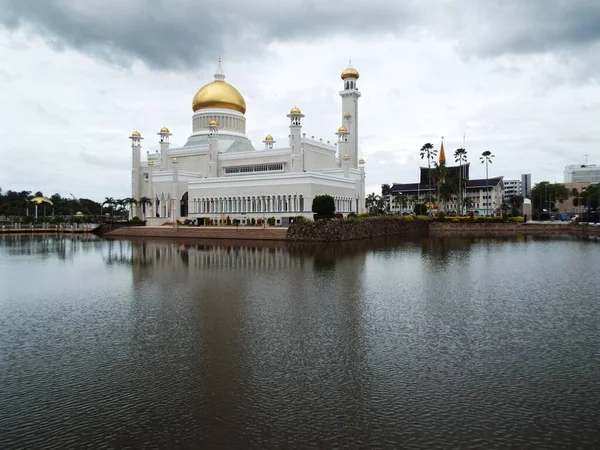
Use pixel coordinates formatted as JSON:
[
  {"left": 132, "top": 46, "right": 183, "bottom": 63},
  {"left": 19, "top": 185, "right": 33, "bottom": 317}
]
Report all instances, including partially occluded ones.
[{"left": 129, "top": 59, "right": 366, "bottom": 226}]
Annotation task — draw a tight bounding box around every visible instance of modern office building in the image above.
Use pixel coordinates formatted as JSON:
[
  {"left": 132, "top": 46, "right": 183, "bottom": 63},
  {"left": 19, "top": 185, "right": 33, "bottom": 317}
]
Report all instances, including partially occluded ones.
[{"left": 564, "top": 164, "right": 600, "bottom": 183}]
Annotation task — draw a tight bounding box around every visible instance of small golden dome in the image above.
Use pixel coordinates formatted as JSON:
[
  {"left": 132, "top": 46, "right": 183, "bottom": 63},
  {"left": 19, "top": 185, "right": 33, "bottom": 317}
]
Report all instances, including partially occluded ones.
[
  {"left": 192, "top": 80, "right": 246, "bottom": 114},
  {"left": 265, "top": 135, "right": 273, "bottom": 141},
  {"left": 341, "top": 67, "right": 359, "bottom": 80},
  {"left": 359, "top": 158, "right": 365, "bottom": 163},
  {"left": 343, "top": 153, "right": 350, "bottom": 159},
  {"left": 209, "top": 120, "right": 219, "bottom": 127},
  {"left": 171, "top": 157, "right": 178, "bottom": 163},
  {"left": 290, "top": 106, "right": 302, "bottom": 114},
  {"left": 344, "top": 111, "right": 351, "bottom": 117},
  {"left": 338, "top": 126, "right": 348, "bottom": 133},
  {"left": 30, "top": 196, "right": 53, "bottom": 206},
  {"left": 131, "top": 131, "right": 141, "bottom": 137},
  {"left": 160, "top": 127, "right": 169, "bottom": 133}
]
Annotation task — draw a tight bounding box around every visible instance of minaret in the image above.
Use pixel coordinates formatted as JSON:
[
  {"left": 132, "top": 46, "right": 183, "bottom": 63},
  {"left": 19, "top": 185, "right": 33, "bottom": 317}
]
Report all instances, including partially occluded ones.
[
  {"left": 263, "top": 135, "right": 275, "bottom": 150},
  {"left": 158, "top": 127, "right": 171, "bottom": 170},
  {"left": 171, "top": 157, "right": 179, "bottom": 222},
  {"left": 207, "top": 120, "right": 219, "bottom": 178},
  {"left": 340, "top": 61, "right": 361, "bottom": 169},
  {"left": 129, "top": 130, "right": 143, "bottom": 219},
  {"left": 342, "top": 153, "right": 350, "bottom": 178},
  {"left": 148, "top": 159, "right": 155, "bottom": 218},
  {"left": 286, "top": 106, "right": 304, "bottom": 172},
  {"left": 336, "top": 125, "right": 349, "bottom": 168},
  {"left": 358, "top": 158, "right": 366, "bottom": 213}
]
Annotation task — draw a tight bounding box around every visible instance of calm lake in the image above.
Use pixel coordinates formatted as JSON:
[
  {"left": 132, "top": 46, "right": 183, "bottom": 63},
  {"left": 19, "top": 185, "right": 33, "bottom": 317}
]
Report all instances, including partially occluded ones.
[{"left": 1, "top": 234, "right": 599, "bottom": 449}]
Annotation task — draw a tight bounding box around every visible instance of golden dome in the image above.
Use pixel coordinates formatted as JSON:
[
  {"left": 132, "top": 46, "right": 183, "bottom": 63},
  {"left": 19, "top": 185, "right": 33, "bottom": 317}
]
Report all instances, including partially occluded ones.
[
  {"left": 265, "top": 135, "right": 273, "bottom": 141},
  {"left": 160, "top": 127, "right": 169, "bottom": 133},
  {"left": 131, "top": 130, "right": 141, "bottom": 137},
  {"left": 341, "top": 67, "right": 359, "bottom": 80},
  {"left": 359, "top": 158, "right": 365, "bottom": 163},
  {"left": 209, "top": 120, "right": 219, "bottom": 127},
  {"left": 344, "top": 111, "right": 351, "bottom": 117},
  {"left": 192, "top": 80, "right": 246, "bottom": 114},
  {"left": 290, "top": 106, "right": 302, "bottom": 114},
  {"left": 31, "top": 196, "right": 53, "bottom": 206},
  {"left": 343, "top": 153, "right": 350, "bottom": 159},
  {"left": 338, "top": 125, "right": 348, "bottom": 133}
]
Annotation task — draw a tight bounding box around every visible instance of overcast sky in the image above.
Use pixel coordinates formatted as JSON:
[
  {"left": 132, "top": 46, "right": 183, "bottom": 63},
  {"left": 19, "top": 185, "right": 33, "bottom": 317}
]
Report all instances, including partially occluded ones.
[{"left": 1, "top": 0, "right": 599, "bottom": 201}]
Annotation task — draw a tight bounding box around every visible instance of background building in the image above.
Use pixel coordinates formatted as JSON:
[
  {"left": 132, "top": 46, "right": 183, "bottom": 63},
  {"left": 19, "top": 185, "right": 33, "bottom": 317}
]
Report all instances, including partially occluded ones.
[
  {"left": 503, "top": 173, "right": 531, "bottom": 203},
  {"left": 564, "top": 164, "right": 600, "bottom": 183}
]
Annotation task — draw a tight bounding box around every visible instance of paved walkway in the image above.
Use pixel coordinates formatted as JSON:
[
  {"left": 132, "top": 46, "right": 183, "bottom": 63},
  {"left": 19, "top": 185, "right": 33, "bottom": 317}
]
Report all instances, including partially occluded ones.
[{"left": 106, "top": 225, "right": 289, "bottom": 241}]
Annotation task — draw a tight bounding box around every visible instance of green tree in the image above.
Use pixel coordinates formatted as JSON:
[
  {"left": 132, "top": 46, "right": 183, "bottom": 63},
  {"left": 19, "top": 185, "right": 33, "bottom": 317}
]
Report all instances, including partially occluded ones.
[
  {"left": 420, "top": 143, "right": 437, "bottom": 211},
  {"left": 531, "top": 182, "right": 570, "bottom": 215},
  {"left": 138, "top": 196, "right": 152, "bottom": 219},
  {"left": 312, "top": 194, "right": 336, "bottom": 217},
  {"left": 454, "top": 148, "right": 468, "bottom": 213}
]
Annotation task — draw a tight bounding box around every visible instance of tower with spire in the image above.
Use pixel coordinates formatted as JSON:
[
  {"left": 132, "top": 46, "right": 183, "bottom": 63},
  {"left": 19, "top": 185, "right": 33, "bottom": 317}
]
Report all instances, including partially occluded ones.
[{"left": 340, "top": 60, "right": 361, "bottom": 169}]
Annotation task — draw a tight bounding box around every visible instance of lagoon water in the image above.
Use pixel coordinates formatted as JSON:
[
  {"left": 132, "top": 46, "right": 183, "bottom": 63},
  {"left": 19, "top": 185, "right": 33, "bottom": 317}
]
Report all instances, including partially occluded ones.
[{"left": 1, "top": 234, "right": 599, "bottom": 449}]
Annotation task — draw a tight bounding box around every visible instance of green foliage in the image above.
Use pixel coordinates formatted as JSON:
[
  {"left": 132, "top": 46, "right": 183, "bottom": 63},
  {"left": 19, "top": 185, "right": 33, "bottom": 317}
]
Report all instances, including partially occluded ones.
[
  {"left": 358, "top": 212, "right": 370, "bottom": 217},
  {"left": 312, "top": 195, "right": 336, "bottom": 216},
  {"left": 267, "top": 217, "right": 276, "bottom": 226},
  {"left": 251, "top": 218, "right": 256, "bottom": 226},
  {"left": 413, "top": 203, "right": 428, "bottom": 215},
  {"left": 531, "top": 181, "right": 570, "bottom": 212},
  {"left": 347, "top": 212, "right": 357, "bottom": 218}
]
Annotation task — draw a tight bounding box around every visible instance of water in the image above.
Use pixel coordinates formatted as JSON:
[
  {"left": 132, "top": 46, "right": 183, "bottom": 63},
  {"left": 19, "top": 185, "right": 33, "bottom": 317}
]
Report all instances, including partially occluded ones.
[{"left": 1, "top": 234, "right": 599, "bottom": 449}]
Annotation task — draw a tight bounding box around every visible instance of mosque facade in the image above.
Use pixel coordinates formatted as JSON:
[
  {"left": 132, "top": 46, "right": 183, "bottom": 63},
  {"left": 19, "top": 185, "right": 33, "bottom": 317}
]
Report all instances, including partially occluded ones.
[{"left": 129, "top": 59, "right": 366, "bottom": 225}]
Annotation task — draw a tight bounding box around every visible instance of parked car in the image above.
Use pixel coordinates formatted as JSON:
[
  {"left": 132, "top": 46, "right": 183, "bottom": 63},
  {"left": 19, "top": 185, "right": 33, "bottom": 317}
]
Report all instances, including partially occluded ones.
[{"left": 561, "top": 214, "right": 571, "bottom": 221}]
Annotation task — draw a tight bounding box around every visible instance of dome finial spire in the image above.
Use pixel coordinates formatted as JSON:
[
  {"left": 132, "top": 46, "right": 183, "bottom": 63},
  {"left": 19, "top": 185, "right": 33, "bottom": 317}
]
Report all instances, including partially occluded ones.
[{"left": 214, "top": 55, "right": 225, "bottom": 81}]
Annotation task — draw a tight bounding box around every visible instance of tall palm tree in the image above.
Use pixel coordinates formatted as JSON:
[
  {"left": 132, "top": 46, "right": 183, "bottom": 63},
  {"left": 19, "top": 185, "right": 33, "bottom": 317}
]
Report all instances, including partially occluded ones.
[
  {"left": 454, "top": 148, "right": 468, "bottom": 214},
  {"left": 122, "top": 197, "right": 138, "bottom": 219},
  {"left": 138, "top": 196, "right": 152, "bottom": 219},
  {"left": 480, "top": 150, "right": 495, "bottom": 216},
  {"left": 393, "top": 193, "right": 404, "bottom": 214},
  {"left": 103, "top": 197, "right": 115, "bottom": 220},
  {"left": 419, "top": 143, "right": 437, "bottom": 213}
]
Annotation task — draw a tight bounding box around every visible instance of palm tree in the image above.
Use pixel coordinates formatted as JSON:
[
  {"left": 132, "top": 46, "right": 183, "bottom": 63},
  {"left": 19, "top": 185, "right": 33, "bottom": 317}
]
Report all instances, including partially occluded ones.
[
  {"left": 480, "top": 150, "right": 495, "bottom": 216},
  {"left": 454, "top": 148, "right": 468, "bottom": 214},
  {"left": 122, "top": 197, "right": 138, "bottom": 219},
  {"left": 393, "top": 193, "right": 404, "bottom": 214},
  {"left": 138, "top": 196, "right": 152, "bottom": 219},
  {"left": 419, "top": 143, "right": 437, "bottom": 213},
  {"left": 103, "top": 197, "right": 116, "bottom": 221}
]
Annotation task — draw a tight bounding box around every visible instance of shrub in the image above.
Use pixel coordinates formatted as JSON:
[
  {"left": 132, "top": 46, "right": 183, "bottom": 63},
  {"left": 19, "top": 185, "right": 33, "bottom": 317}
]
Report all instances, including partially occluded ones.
[
  {"left": 414, "top": 203, "right": 428, "bottom": 215},
  {"left": 251, "top": 218, "right": 256, "bottom": 226},
  {"left": 347, "top": 212, "right": 357, "bottom": 218},
  {"left": 267, "top": 217, "right": 276, "bottom": 226},
  {"left": 358, "top": 212, "right": 370, "bottom": 218},
  {"left": 312, "top": 195, "right": 336, "bottom": 216}
]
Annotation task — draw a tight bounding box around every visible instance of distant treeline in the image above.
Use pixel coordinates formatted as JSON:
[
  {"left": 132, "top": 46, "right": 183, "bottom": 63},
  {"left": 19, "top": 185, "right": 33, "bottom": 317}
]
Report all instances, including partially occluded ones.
[{"left": 0, "top": 188, "right": 103, "bottom": 217}]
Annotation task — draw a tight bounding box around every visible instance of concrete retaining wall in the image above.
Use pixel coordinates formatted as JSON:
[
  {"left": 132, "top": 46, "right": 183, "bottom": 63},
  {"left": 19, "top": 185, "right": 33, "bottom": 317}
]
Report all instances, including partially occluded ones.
[
  {"left": 286, "top": 218, "right": 428, "bottom": 242},
  {"left": 429, "top": 222, "right": 600, "bottom": 238}
]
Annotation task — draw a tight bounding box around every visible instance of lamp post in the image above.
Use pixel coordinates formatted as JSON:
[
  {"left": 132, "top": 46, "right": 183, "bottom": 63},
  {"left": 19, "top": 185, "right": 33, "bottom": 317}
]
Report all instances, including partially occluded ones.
[{"left": 480, "top": 150, "right": 495, "bottom": 216}]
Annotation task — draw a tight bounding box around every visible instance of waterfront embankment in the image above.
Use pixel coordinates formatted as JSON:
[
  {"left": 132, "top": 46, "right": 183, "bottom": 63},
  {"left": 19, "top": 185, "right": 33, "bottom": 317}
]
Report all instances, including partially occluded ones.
[
  {"left": 102, "top": 219, "right": 600, "bottom": 242},
  {"left": 106, "top": 225, "right": 289, "bottom": 240},
  {"left": 429, "top": 222, "right": 600, "bottom": 239}
]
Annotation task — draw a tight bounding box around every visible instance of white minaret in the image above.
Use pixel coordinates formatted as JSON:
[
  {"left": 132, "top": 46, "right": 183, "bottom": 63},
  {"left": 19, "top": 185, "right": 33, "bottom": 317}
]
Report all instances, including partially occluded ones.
[
  {"left": 358, "top": 158, "right": 366, "bottom": 213},
  {"left": 129, "top": 130, "right": 143, "bottom": 219},
  {"left": 158, "top": 126, "right": 171, "bottom": 170},
  {"left": 263, "top": 135, "right": 275, "bottom": 150},
  {"left": 340, "top": 61, "right": 361, "bottom": 169},
  {"left": 286, "top": 106, "right": 304, "bottom": 172},
  {"left": 171, "top": 157, "right": 179, "bottom": 222},
  {"left": 207, "top": 120, "right": 219, "bottom": 178}
]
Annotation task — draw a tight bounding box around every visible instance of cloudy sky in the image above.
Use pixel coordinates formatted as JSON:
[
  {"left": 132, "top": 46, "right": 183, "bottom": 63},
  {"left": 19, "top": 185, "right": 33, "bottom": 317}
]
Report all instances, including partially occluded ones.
[{"left": 1, "top": 0, "right": 599, "bottom": 201}]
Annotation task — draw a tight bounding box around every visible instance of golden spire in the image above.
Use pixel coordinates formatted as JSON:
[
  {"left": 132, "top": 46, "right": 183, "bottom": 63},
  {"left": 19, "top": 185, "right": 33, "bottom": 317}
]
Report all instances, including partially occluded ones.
[{"left": 439, "top": 138, "right": 446, "bottom": 165}]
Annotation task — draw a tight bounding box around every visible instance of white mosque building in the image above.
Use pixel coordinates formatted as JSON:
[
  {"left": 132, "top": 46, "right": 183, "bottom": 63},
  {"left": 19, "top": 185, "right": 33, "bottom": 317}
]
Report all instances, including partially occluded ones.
[{"left": 129, "top": 59, "right": 366, "bottom": 226}]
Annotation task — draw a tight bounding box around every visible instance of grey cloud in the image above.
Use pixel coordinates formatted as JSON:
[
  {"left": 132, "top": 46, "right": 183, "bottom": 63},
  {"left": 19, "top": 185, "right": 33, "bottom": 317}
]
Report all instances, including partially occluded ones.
[
  {"left": 1, "top": 0, "right": 599, "bottom": 73},
  {"left": 0, "top": 0, "right": 420, "bottom": 70}
]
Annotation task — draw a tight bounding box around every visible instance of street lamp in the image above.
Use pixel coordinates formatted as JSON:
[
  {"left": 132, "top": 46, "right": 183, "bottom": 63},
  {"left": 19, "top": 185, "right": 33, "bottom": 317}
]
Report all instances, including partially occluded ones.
[{"left": 480, "top": 151, "right": 495, "bottom": 216}]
